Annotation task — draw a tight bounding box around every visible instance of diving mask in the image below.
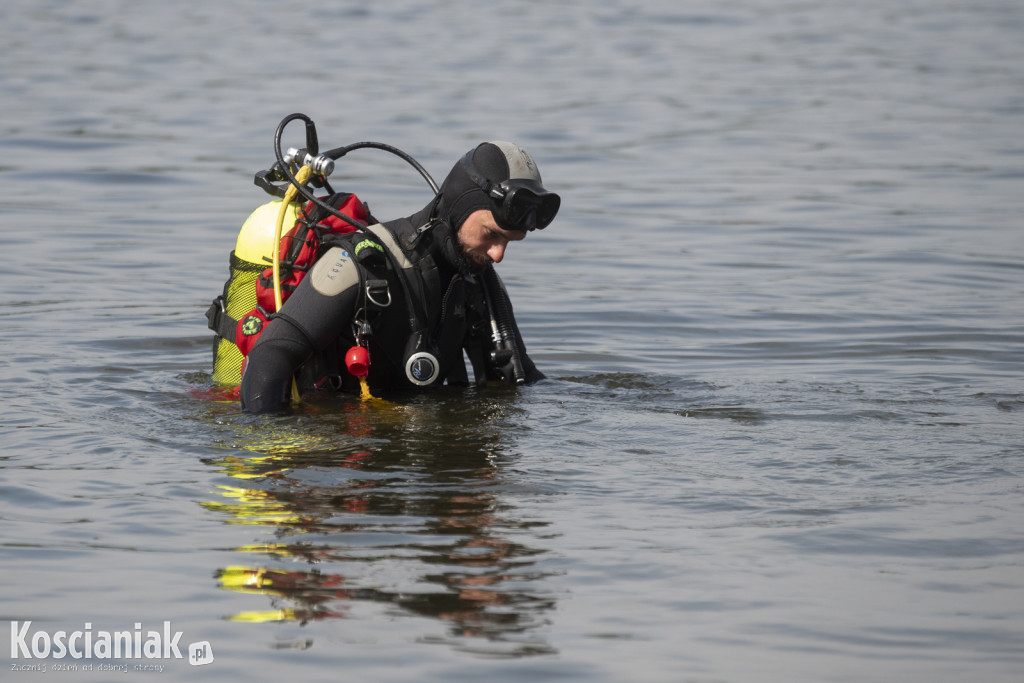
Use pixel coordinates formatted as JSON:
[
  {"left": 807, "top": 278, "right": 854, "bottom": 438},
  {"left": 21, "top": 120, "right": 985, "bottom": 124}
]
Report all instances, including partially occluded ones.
[{"left": 459, "top": 149, "right": 560, "bottom": 232}]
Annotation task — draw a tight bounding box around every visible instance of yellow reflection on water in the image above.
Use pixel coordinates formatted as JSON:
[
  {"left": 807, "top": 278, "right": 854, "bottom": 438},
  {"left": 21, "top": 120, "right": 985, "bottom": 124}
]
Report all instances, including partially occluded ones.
[{"left": 202, "top": 393, "right": 556, "bottom": 654}]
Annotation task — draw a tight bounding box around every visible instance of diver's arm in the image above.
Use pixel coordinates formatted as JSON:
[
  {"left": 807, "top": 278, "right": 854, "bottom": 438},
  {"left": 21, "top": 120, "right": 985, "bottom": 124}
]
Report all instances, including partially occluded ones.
[
  {"left": 240, "top": 247, "right": 361, "bottom": 413},
  {"left": 505, "top": 313, "right": 545, "bottom": 383},
  {"left": 481, "top": 268, "right": 546, "bottom": 384},
  {"left": 479, "top": 316, "right": 545, "bottom": 385},
  {"left": 237, "top": 316, "right": 311, "bottom": 413},
  {"left": 513, "top": 324, "right": 546, "bottom": 383}
]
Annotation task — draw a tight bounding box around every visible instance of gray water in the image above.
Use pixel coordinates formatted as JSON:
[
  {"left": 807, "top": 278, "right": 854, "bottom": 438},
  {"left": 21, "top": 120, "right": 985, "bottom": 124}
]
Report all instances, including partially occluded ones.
[{"left": 2, "top": 0, "right": 1023, "bottom": 681}]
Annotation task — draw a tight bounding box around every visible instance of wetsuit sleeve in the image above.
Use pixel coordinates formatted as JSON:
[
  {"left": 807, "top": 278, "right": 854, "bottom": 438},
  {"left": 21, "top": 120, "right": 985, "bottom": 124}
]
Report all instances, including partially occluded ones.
[
  {"left": 240, "top": 247, "right": 361, "bottom": 413},
  {"left": 483, "top": 282, "right": 545, "bottom": 384},
  {"left": 512, "top": 319, "right": 546, "bottom": 383}
]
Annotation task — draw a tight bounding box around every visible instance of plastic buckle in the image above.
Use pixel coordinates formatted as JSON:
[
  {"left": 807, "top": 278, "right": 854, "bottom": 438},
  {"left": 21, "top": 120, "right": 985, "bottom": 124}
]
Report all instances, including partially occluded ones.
[{"left": 205, "top": 296, "right": 225, "bottom": 330}]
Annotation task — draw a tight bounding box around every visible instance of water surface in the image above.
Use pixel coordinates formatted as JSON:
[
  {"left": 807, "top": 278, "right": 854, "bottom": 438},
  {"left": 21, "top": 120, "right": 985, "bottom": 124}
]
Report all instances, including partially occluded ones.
[{"left": 2, "top": 0, "right": 1023, "bottom": 681}]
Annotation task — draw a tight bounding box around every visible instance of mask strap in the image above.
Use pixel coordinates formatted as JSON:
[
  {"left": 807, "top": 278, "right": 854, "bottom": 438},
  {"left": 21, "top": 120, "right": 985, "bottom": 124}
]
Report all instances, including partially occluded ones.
[{"left": 459, "top": 151, "right": 506, "bottom": 201}]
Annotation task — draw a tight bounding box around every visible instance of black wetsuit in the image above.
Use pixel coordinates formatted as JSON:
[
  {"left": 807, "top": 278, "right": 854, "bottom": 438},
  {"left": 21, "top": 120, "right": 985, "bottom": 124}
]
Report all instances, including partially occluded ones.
[{"left": 239, "top": 204, "right": 543, "bottom": 414}]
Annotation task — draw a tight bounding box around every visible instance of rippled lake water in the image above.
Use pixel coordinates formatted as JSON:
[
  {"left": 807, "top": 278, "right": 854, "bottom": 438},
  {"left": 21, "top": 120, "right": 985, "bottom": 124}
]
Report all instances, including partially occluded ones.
[{"left": 2, "top": 0, "right": 1023, "bottom": 680}]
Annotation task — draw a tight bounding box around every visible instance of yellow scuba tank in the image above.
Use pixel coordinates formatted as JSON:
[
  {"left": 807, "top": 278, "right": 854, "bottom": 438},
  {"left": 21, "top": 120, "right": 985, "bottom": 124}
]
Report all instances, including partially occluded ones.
[
  {"left": 236, "top": 200, "right": 300, "bottom": 264},
  {"left": 211, "top": 200, "right": 301, "bottom": 387}
]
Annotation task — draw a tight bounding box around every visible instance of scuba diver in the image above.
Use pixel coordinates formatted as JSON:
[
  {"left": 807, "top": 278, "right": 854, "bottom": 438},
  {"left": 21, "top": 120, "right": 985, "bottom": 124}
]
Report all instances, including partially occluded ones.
[{"left": 230, "top": 137, "right": 560, "bottom": 414}]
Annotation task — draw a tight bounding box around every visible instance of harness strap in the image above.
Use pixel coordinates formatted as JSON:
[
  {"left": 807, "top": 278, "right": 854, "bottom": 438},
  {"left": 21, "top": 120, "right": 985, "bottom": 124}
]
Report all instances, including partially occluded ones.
[
  {"left": 205, "top": 296, "right": 237, "bottom": 344},
  {"left": 364, "top": 223, "right": 431, "bottom": 333}
]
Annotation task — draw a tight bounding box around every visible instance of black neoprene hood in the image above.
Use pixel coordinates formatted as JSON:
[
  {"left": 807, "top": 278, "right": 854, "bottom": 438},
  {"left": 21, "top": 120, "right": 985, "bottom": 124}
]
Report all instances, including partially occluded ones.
[{"left": 439, "top": 141, "right": 558, "bottom": 233}]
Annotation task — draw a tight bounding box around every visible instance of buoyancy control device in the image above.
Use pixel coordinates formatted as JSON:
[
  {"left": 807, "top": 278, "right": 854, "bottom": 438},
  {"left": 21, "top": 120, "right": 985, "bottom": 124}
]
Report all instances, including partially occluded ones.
[
  {"left": 206, "top": 192, "right": 369, "bottom": 387},
  {"left": 206, "top": 113, "right": 532, "bottom": 395}
]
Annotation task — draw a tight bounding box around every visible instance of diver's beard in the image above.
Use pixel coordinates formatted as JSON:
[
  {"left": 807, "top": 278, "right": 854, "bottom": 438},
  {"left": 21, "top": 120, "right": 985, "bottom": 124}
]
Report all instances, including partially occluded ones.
[
  {"left": 454, "top": 232, "right": 490, "bottom": 274},
  {"left": 432, "top": 217, "right": 481, "bottom": 276}
]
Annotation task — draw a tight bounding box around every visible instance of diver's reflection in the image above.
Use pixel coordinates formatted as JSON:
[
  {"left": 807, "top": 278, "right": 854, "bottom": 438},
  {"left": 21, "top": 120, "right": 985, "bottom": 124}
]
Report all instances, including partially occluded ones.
[{"left": 203, "top": 392, "right": 556, "bottom": 656}]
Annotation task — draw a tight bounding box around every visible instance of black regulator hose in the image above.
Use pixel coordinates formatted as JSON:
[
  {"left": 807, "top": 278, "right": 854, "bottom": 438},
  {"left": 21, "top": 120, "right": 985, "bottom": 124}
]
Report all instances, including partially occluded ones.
[
  {"left": 482, "top": 266, "right": 526, "bottom": 384},
  {"left": 272, "top": 114, "right": 366, "bottom": 232},
  {"left": 324, "top": 141, "right": 440, "bottom": 194}
]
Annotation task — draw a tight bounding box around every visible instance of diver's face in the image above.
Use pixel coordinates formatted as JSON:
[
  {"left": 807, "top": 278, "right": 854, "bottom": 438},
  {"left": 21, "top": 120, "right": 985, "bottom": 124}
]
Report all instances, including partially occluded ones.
[{"left": 457, "top": 209, "right": 525, "bottom": 266}]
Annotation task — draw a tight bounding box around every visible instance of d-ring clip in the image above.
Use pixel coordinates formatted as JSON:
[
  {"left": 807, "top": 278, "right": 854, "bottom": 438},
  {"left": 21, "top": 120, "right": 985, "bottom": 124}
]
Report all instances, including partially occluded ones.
[{"left": 365, "top": 279, "right": 392, "bottom": 308}]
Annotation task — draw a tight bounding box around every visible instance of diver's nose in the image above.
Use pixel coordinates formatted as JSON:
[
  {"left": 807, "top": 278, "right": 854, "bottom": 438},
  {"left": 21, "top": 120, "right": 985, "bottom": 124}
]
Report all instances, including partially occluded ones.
[{"left": 488, "top": 242, "right": 507, "bottom": 264}]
